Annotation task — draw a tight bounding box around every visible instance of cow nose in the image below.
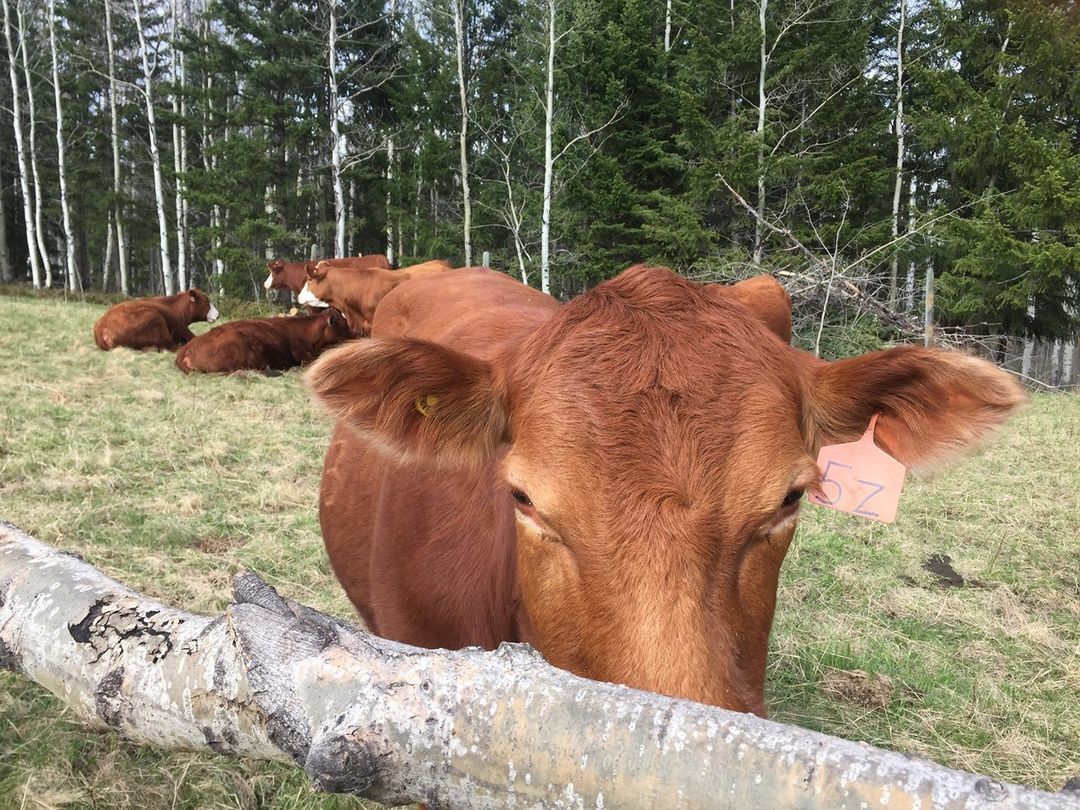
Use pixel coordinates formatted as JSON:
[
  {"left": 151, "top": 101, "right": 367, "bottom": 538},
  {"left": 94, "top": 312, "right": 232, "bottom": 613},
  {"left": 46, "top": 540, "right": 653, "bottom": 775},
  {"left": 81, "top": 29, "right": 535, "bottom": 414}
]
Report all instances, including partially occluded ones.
[
  {"left": 264, "top": 274, "right": 273, "bottom": 290},
  {"left": 206, "top": 303, "right": 220, "bottom": 322}
]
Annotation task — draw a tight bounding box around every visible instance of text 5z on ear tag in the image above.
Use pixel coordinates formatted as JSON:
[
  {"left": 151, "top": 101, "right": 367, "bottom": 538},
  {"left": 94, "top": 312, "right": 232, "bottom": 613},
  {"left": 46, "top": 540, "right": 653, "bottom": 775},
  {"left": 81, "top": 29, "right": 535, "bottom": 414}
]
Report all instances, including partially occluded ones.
[{"left": 808, "top": 414, "right": 906, "bottom": 523}]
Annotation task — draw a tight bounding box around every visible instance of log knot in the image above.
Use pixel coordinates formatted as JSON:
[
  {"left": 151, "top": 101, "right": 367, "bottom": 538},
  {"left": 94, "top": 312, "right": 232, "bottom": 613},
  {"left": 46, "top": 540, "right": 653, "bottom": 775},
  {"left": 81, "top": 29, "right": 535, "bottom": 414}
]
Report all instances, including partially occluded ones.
[{"left": 305, "top": 733, "right": 382, "bottom": 795}]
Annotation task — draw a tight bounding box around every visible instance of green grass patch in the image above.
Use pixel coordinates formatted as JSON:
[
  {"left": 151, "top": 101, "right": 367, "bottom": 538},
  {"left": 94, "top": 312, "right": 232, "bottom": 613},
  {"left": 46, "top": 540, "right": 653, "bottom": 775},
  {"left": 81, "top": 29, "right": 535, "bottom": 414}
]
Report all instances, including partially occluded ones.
[{"left": 1, "top": 293, "right": 1077, "bottom": 804}]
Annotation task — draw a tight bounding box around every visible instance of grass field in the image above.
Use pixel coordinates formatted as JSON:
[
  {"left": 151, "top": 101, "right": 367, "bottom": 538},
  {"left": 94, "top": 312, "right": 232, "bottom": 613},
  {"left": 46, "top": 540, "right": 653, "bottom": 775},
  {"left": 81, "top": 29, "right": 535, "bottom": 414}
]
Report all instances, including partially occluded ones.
[{"left": 0, "top": 292, "right": 1077, "bottom": 807}]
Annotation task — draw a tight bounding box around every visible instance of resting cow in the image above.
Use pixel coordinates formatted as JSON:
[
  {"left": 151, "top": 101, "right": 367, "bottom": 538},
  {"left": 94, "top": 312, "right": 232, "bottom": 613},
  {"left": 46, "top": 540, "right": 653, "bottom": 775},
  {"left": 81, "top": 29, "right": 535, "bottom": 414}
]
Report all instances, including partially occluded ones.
[
  {"left": 175, "top": 308, "right": 351, "bottom": 374},
  {"left": 93, "top": 290, "right": 219, "bottom": 352},
  {"left": 307, "top": 266, "right": 1024, "bottom": 717}
]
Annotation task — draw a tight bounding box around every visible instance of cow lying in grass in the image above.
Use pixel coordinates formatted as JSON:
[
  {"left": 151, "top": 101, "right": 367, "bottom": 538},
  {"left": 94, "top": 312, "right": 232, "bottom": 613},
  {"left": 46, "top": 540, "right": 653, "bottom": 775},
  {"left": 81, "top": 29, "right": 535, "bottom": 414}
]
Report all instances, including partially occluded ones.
[
  {"left": 93, "top": 290, "right": 219, "bottom": 352},
  {"left": 307, "top": 265, "right": 1024, "bottom": 717},
  {"left": 175, "top": 308, "right": 351, "bottom": 374}
]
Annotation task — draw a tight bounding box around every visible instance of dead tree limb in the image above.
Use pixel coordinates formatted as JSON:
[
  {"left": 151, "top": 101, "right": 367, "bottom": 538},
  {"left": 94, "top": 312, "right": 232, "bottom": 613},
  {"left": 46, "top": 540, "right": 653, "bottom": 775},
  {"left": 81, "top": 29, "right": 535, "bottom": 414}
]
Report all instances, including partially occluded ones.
[{"left": 0, "top": 521, "right": 1072, "bottom": 809}]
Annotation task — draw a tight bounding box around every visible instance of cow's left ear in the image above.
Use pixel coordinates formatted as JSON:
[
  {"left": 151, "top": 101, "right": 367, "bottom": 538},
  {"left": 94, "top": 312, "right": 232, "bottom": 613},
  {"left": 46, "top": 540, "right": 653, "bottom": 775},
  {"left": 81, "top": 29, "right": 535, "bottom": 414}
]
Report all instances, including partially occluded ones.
[
  {"left": 808, "top": 346, "right": 1025, "bottom": 470},
  {"left": 306, "top": 262, "right": 326, "bottom": 281},
  {"left": 306, "top": 337, "right": 507, "bottom": 467},
  {"left": 189, "top": 291, "right": 198, "bottom": 303},
  {"left": 703, "top": 276, "right": 792, "bottom": 343}
]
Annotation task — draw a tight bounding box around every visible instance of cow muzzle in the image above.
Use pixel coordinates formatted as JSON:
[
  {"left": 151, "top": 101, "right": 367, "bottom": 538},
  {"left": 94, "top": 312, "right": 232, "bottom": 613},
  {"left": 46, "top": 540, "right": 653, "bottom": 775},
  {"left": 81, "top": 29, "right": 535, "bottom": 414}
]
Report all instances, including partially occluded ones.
[
  {"left": 206, "top": 303, "right": 220, "bottom": 322},
  {"left": 263, "top": 274, "right": 273, "bottom": 291},
  {"left": 298, "top": 283, "right": 330, "bottom": 308}
]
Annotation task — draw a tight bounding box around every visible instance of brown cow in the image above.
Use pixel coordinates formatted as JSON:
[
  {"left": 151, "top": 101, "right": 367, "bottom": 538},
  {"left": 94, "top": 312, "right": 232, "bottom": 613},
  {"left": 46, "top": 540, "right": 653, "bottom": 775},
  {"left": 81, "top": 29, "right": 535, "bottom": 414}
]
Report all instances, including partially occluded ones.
[
  {"left": 264, "top": 259, "right": 310, "bottom": 295},
  {"left": 395, "top": 259, "right": 453, "bottom": 277},
  {"left": 175, "top": 308, "right": 351, "bottom": 374},
  {"left": 93, "top": 289, "right": 219, "bottom": 352},
  {"left": 298, "top": 264, "right": 413, "bottom": 336},
  {"left": 307, "top": 266, "right": 1024, "bottom": 716},
  {"left": 264, "top": 255, "right": 392, "bottom": 295}
]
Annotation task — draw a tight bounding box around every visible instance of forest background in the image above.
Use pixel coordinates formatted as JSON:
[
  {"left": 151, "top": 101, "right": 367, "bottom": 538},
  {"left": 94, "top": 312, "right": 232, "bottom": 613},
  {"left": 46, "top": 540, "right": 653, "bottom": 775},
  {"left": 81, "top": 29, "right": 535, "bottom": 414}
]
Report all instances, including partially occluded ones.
[{"left": 0, "top": 0, "right": 1078, "bottom": 379}]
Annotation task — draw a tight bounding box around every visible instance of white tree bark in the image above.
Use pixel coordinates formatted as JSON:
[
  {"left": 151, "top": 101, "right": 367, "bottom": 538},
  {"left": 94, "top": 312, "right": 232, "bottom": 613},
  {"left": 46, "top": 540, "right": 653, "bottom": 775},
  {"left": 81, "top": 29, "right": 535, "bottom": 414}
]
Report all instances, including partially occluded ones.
[
  {"left": 1062, "top": 340, "right": 1075, "bottom": 387},
  {"left": 0, "top": 152, "right": 11, "bottom": 282},
  {"left": 452, "top": 0, "right": 472, "bottom": 266},
  {"left": 664, "top": 0, "right": 672, "bottom": 52},
  {"left": 16, "top": 3, "right": 51, "bottom": 286},
  {"left": 328, "top": 0, "right": 347, "bottom": 258},
  {"left": 104, "top": 0, "right": 129, "bottom": 295},
  {"left": 200, "top": 50, "right": 225, "bottom": 284},
  {"left": 1021, "top": 298, "right": 1036, "bottom": 378},
  {"left": 924, "top": 262, "right": 934, "bottom": 346},
  {"left": 889, "top": 0, "right": 906, "bottom": 311},
  {"left": 1, "top": 0, "right": 40, "bottom": 288},
  {"left": 170, "top": 0, "right": 188, "bottom": 290},
  {"left": 103, "top": 210, "right": 116, "bottom": 291},
  {"left": 753, "top": 0, "right": 768, "bottom": 267},
  {"left": 0, "top": 522, "right": 1067, "bottom": 809},
  {"left": 133, "top": 0, "right": 175, "bottom": 295},
  {"left": 904, "top": 175, "right": 916, "bottom": 313},
  {"left": 540, "top": 0, "right": 556, "bottom": 294},
  {"left": 47, "top": 0, "right": 76, "bottom": 291},
  {"left": 386, "top": 135, "right": 395, "bottom": 265}
]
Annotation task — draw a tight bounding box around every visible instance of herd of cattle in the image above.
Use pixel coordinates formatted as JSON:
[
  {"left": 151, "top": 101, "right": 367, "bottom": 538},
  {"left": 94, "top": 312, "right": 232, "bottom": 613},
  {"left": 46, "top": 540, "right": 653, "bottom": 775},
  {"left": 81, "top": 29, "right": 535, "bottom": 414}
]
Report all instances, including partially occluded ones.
[
  {"left": 89, "top": 260, "right": 1026, "bottom": 715},
  {"left": 92, "top": 253, "right": 456, "bottom": 373}
]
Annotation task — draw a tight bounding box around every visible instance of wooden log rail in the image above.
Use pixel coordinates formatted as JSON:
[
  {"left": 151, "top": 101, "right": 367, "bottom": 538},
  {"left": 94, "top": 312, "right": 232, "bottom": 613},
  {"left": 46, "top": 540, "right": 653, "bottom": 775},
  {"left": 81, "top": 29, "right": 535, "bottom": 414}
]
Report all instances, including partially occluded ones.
[{"left": 0, "top": 521, "right": 1074, "bottom": 809}]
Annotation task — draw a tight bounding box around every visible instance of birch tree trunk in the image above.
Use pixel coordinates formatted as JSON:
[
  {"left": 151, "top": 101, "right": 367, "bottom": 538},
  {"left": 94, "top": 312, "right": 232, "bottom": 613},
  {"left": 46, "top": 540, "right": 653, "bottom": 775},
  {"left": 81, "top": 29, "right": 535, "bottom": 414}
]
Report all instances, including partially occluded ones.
[
  {"left": 385, "top": 135, "right": 395, "bottom": 264},
  {"left": 170, "top": 0, "right": 188, "bottom": 290},
  {"left": 133, "top": 0, "right": 175, "bottom": 295},
  {"left": 103, "top": 210, "right": 116, "bottom": 292},
  {"left": 540, "top": 0, "right": 556, "bottom": 294},
  {"left": 104, "top": 0, "right": 129, "bottom": 295},
  {"left": 328, "top": 0, "right": 346, "bottom": 258},
  {"left": 1062, "top": 340, "right": 1075, "bottom": 386},
  {"left": 0, "top": 158, "right": 10, "bottom": 282},
  {"left": 888, "top": 0, "right": 906, "bottom": 311},
  {"left": 0, "top": 522, "right": 1067, "bottom": 810},
  {"left": 904, "top": 175, "right": 916, "bottom": 313},
  {"left": 47, "top": 0, "right": 76, "bottom": 291},
  {"left": 1021, "top": 298, "right": 1036, "bottom": 378},
  {"left": 200, "top": 56, "right": 225, "bottom": 285},
  {"left": 753, "top": 0, "right": 768, "bottom": 267},
  {"left": 1, "top": 0, "right": 40, "bottom": 288},
  {"left": 17, "top": 3, "right": 52, "bottom": 286},
  {"left": 452, "top": 0, "right": 472, "bottom": 266},
  {"left": 665, "top": 0, "right": 672, "bottom": 52}
]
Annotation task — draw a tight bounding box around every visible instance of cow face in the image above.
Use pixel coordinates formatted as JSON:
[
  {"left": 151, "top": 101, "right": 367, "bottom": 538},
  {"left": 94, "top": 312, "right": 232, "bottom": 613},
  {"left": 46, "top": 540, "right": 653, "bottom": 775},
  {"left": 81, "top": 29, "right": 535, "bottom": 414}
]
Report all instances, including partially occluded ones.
[
  {"left": 265, "top": 260, "right": 310, "bottom": 295},
  {"left": 317, "top": 307, "right": 353, "bottom": 346},
  {"left": 188, "top": 289, "right": 219, "bottom": 322},
  {"left": 308, "top": 266, "right": 1024, "bottom": 714},
  {"left": 300, "top": 265, "right": 404, "bottom": 335}
]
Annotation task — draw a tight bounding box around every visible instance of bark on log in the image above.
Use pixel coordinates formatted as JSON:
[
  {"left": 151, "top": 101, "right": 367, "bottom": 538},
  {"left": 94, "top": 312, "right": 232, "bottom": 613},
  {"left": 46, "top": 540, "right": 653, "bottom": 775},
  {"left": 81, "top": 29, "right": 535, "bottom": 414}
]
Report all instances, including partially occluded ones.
[{"left": 0, "top": 521, "right": 1073, "bottom": 809}]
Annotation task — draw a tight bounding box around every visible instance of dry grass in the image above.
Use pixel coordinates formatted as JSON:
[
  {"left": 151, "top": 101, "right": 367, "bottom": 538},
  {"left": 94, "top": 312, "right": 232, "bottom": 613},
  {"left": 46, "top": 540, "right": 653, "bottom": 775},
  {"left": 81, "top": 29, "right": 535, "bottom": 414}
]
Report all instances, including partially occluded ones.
[{"left": 1, "top": 292, "right": 1078, "bottom": 804}]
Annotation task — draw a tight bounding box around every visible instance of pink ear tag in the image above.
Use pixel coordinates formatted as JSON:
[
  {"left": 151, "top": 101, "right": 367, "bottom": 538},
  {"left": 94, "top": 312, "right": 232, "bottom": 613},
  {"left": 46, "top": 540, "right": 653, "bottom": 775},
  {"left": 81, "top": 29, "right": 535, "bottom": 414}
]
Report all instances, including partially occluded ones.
[{"left": 808, "top": 414, "right": 906, "bottom": 523}]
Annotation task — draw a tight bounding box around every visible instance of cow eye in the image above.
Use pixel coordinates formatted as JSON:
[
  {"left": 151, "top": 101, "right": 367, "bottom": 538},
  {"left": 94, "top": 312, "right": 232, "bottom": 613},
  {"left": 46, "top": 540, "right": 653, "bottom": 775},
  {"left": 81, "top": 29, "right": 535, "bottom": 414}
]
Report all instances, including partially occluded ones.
[
  {"left": 781, "top": 489, "right": 804, "bottom": 508},
  {"left": 510, "top": 488, "right": 533, "bottom": 509}
]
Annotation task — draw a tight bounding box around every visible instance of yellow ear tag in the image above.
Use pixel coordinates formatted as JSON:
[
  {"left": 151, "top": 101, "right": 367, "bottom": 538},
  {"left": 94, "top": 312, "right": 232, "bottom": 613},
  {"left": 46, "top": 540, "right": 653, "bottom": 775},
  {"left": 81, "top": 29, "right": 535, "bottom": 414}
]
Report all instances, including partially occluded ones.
[{"left": 414, "top": 394, "right": 439, "bottom": 417}]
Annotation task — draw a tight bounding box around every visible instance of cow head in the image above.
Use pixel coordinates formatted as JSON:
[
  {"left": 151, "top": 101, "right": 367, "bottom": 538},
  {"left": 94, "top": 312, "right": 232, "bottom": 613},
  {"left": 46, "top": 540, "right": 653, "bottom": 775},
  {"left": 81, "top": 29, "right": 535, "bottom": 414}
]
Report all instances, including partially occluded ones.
[
  {"left": 315, "top": 307, "right": 353, "bottom": 348},
  {"left": 308, "top": 266, "right": 1024, "bottom": 715},
  {"left": 187, "top": 288, "right": 219, "bottom": 323},
  {"left": 265, "top": 259, "right": 309, "bottom": 295},
  {"left": 300, "top": 264, "right": 406, "bottom": 336}
]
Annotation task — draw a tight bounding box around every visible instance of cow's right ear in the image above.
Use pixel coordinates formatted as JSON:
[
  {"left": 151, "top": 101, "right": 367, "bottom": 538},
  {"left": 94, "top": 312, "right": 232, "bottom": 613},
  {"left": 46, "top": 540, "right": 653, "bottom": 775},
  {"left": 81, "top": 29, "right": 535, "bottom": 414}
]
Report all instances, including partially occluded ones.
[
  {"left": 703, "top": 275, "right": 792, "bottom": 343},
  {"left": 306, "top": 337, "right": 507, "bottom": 467}
]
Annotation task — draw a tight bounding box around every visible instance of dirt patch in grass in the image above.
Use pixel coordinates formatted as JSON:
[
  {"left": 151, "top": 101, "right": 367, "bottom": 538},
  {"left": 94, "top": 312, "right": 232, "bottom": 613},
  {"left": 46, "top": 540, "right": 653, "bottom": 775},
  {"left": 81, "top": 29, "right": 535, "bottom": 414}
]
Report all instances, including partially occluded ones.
[
  {"left": 820, "top": 669, "right": 897, "bottom": 709},
  {"left": 922, "top": 553, "right": 979, "bottom": 588}
]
